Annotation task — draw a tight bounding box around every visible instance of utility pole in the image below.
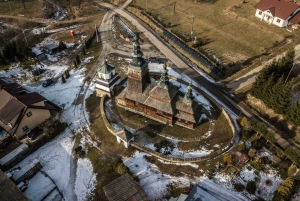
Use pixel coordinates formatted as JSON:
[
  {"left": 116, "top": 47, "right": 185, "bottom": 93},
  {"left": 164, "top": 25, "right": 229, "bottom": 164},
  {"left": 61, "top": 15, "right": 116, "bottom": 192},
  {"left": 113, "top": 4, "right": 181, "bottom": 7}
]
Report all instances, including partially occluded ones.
[
  {"left": 191, "top": 17, "right": 194, "bottom": 35},
  {"left": 284, "top": 63, "right": 295, "bottom": 84},
  {"left": 95, "top": 24, "right": 99, "bottom": 43},
  {"left": 172, "top": 2, "right": 176, "bottom": 15},
  {"left": 8, "top": 0, "right": 11, "bottom": 15},
  {"left": 23, "top": 31, "right": 29, "bottom": 46}
]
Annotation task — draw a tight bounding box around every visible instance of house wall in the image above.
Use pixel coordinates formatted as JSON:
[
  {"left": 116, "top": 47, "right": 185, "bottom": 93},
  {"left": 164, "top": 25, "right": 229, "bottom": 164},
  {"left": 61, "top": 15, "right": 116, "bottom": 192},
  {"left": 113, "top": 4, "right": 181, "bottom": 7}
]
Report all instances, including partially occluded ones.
[
  {"left": 255, "top": 9, "right": 297, "bottom": 27},
  {"left": 98, "top": 69, "right": 115, "bottom": 80},
  {"left": 31, "top": 101, "right": 45, "bottom": 107},
  {"left": 14, "top": 108, "right": 51, "bottom": 139},
  {"left": 95, "top": 83, "right": 110, "bottom": 93}
]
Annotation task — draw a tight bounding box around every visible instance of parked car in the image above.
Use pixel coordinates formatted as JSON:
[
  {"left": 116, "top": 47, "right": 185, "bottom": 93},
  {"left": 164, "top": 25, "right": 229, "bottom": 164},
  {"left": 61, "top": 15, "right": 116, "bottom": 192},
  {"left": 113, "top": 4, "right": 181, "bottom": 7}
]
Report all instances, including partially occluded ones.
[
  {"left": 42, "top": 79, "right": 54, "bottom": 87},
  {"left": 27, "top": 127, "right": 43, "bottom": 140},
  {"left": 32, "top": 68, "right": 46, "bottom": 76},
  {"left": 17, "top": 181, "right": 27, "bottom": 192}
]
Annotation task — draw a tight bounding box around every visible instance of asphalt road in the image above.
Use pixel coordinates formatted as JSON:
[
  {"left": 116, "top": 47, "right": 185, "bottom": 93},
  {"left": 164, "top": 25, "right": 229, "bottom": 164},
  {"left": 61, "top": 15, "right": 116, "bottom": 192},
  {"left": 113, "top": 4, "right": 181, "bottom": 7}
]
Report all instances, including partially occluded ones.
[{"left": 95, "top": 0, "right": 242, "bottom": 116}]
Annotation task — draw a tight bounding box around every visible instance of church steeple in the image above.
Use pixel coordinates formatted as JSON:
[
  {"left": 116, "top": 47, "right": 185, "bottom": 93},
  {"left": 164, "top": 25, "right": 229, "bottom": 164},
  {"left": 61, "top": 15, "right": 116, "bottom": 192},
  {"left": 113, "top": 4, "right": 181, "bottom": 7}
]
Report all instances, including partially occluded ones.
[
  {"left": 126, "top": 36, "right": 150, "bottom": 93},
  {"left": 129, "top": 37, "right": 147, "bottom": 69},
  {"left": 183, "top": 81, "right": 194, "bottom": 104}
]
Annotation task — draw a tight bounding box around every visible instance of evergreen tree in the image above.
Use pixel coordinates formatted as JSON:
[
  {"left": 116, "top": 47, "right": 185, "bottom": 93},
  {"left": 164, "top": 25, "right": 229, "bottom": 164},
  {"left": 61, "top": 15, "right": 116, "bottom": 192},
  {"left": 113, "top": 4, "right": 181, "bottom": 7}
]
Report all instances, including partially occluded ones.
[
  {"left": 67, "top": 70, "right": 70, "bottom": 78},
  {"left": 62, "top": 74, "right": 66, "bottom": 83},
  {"left": 275, "top": 82, "right": 292, "bottom": 115},
  {"left": 64, "top": 70, "right": 69, "bottom": 79},
  {"left": 287, "top": 100, "right": 300, "bottom": 126},
  {"left": 288, "top": 164, "right": 297, "bottom": 177},
  {"left": 76, "top": 54, "right": 81, "bottom": 65},
  {"left": 59, "top": 41, "right": 67, "bottom": 51},
  {"left": 0, "top": 52, "right": 7, "bottom": 65},
  {"left": 273, "top": 177, "right": 295, "bottom": 201},
  {"left": 285, "top": 148, "right": 300, "bottom": 164},
  {"left": 73, "top": 60, "right": 77, "bottom": 68}
]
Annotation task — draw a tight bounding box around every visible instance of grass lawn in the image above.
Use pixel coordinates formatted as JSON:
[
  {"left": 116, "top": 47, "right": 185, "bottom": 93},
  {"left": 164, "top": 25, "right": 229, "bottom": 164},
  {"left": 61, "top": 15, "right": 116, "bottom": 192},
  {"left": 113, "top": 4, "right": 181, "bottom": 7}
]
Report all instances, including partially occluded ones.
[
  {"left": 132, "top": 0, "right": 300, "bottom": 78},
  {"left": 85, "top": 93, "right": 135, "bottom": 201},
  {"left": 106, "top": 53, "right": 131, "bottom": 78},
  {"left": 0, "top": 0, "right": 42, "bottom": 17}
]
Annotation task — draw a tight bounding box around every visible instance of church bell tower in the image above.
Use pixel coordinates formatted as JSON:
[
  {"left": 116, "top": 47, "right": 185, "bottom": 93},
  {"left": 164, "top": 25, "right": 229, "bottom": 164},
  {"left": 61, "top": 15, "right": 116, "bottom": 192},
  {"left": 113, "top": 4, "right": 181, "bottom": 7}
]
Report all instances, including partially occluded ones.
[{"left": 127, "top": 37, "right": 150, "bottom": 93}]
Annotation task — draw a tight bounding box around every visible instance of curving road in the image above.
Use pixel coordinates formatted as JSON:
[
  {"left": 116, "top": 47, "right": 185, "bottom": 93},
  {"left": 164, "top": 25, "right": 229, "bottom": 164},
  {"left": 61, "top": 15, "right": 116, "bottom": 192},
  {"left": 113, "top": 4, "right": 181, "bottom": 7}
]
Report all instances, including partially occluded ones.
[{"left": 94, "top": 0, "right": 242, "bottom": 116}]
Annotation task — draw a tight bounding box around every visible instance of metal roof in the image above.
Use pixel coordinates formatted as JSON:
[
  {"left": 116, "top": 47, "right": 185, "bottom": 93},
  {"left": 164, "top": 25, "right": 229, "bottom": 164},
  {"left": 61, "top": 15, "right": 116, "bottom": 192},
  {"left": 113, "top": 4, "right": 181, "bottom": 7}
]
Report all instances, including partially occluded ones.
[
  {"left": 103, "top": 173, "right": 150, "bottom": 201},
  {"left": 0, "top": 144, "right": 29, "bottom": 166}
]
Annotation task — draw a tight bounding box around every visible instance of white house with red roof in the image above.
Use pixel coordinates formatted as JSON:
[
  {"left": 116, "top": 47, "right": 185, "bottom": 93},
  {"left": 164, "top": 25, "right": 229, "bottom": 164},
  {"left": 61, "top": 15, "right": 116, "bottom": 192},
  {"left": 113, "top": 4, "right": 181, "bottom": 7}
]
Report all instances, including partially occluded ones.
[{"left": 254, "top": 0, "right": 300, "bottom": 27}]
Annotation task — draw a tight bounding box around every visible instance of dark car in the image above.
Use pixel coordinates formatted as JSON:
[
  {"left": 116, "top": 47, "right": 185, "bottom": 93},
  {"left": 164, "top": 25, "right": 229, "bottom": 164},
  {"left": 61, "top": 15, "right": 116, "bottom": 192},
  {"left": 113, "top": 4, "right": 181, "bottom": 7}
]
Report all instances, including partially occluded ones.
[
  {"left": 42, "top": 79, "right": 54, "bottom": 87},
  {"left": 27, "top": 127, "right": 43, "bottom": 140},
  {"left": 32, "top": 68, "right": 46, "bottom": 76}
]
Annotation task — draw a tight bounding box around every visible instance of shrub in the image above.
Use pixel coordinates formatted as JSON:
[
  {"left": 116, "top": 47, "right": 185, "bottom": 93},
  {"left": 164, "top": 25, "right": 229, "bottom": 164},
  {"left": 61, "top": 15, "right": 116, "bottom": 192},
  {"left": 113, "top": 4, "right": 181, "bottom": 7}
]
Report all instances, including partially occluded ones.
[
  {"left": 113, "top": 162, "right": 129, "bottom": 175},
  {"left": 252, "top": 157, "right": 264, "bottom": 170},
  {"left": 246, "top": 181, "right": 257, "bottom": 194},
  {"left": 234, "top": 183, "right": 245, "bottom": 192},
  {"left": 62, "top": 75, "right": 66, "bottom": 83},
  {"left": 76, "top": 54, "right": 81, "bottom": 65},
  {"left": 154, "top": 139, "right": 174, "bottom": 155},
  {"left": 58, "top": 41, "right": 67, "bottom": 51},
  {"left": 73, "top": 60, "right": 77, "bottom": 68}
]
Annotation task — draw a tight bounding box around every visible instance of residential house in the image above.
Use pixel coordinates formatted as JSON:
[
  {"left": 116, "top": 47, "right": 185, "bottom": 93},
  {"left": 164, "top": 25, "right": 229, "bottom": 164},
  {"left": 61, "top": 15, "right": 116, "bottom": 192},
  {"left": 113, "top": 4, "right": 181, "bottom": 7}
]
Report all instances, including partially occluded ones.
[
  {"left": 0, "top": 77, "right": 61, "bottom": 139},
  {"left": 254, "top": 0, "right": 300, "bottom": 27},
  {"left": 103, "top": 173, "right": 150, "bottom": 201},
  {"left": 0, "top": 169, "right": 29, "bottom": 201}
]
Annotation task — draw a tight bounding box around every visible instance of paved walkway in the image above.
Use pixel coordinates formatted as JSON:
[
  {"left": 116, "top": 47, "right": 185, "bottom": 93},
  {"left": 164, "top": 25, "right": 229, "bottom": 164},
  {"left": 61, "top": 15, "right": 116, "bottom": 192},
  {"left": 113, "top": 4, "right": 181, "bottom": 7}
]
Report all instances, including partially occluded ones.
[{"left": 227, "top": 44, "right": 300, "bottom": 93}]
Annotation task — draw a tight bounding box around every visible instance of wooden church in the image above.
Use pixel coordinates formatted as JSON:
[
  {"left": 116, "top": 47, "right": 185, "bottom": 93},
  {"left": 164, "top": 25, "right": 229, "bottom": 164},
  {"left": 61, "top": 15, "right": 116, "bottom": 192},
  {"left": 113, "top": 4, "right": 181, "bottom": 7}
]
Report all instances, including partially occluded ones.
[{"left": 117, "top": 38, "right": 202, "bottom": 129}]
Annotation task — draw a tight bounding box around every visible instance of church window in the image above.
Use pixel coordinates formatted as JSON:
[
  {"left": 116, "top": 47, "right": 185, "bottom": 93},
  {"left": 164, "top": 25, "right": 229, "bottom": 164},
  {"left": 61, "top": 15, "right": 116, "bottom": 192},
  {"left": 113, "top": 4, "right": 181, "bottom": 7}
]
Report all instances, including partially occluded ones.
[
  {"left": 22, "top": 125, "right": 29, "bottom": 131},
  {"left": 26, "top": 111, "right": 32, "bottom": 117},
  {"left": 258, "top": 11, "right": 262, "bottom": 15}
]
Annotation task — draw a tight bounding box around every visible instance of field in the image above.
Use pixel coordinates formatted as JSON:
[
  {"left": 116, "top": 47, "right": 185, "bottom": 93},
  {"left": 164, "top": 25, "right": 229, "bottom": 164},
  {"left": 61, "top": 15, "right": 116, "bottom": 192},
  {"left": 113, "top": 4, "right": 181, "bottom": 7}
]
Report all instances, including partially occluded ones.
[{"left": 132, "top": 0, "right": 300, "bottom": 77}]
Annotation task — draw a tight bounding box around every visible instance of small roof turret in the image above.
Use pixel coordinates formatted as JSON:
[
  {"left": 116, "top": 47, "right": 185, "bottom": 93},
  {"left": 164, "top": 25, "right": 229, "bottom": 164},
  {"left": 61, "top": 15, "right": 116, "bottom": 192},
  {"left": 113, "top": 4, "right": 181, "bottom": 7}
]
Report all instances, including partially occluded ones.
[
  {"left": 98, "top": 60, "right": 115, "bottom": 74},
  {"left": 183, "top": 81, "right": 194, "bottom": 104},
  {"left": 157, "top": 62, "right": 171, "bottom": 90}
]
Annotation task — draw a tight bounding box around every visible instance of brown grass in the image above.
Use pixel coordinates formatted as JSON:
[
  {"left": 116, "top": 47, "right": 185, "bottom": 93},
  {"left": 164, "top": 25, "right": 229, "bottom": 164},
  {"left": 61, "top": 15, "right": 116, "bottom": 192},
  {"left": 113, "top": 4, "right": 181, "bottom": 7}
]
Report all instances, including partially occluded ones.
[
  {"left": 85, "top": 94, "right": 135, "bottom": 201},
  {"left": 132, "top": 0, "right": 299, "bottom": 78},
  {"left": 245, "top": 94, "right": 300, "bottom": 141}
]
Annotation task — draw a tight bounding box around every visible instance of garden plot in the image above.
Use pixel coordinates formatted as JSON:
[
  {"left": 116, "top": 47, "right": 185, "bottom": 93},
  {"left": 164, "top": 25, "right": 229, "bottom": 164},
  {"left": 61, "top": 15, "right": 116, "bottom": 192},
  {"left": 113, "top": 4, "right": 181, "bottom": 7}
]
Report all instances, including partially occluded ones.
[
  {"left": 236, "top": 165, "right": 283, "bottom": 201},
  {"left": 24, "top": 171, "right": 56, "bottom": 201},
  {"left": 124, "top": 151, "right": 249, "bottom": 201}
]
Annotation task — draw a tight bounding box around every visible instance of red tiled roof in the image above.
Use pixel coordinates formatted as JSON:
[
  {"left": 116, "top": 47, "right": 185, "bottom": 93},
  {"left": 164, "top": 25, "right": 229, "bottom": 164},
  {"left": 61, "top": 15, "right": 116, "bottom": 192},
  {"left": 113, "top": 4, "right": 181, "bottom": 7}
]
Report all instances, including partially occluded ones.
[
  {"left": 255, "top": 0, "right": 299, "bottom": 19},
  {"left": 289, "top": 10, "right": 300, "bottom": 23}
]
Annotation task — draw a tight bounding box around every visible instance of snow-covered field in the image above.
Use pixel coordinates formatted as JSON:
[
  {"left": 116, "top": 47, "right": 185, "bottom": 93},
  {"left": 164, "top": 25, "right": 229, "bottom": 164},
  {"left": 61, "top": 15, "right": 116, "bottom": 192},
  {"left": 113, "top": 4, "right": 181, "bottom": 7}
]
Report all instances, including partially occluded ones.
[{"left": 124, "top": 151, "right": 251, "bottom": 201}]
